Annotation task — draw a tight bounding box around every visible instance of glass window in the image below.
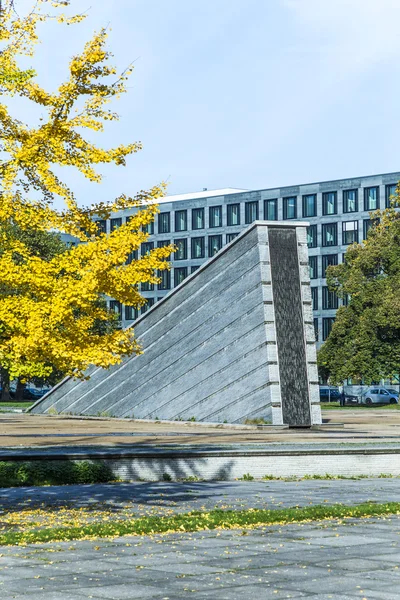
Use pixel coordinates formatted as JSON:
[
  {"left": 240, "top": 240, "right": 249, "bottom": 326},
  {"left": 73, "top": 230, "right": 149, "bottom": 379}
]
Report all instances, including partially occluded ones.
[
  {"left": 322, "top": 223, "right": 337, "bottom": 247},
  {"left": 157, "top": 269, "right": 171, "bottom": 290},
  {"left": 175, "top": 210, "right": 187, "bottom": 232},
  {"left": 322, "top": 286, "right": 339, "bottom": 310},
  {"left": 322, "top": 317, "right": 335, "bottom": 340},
  {"left": 208, "top": 235, "right": 222, "bottom": 257},
  {"left": 110, "top": 217, "right": 122, "bottom": 232},
  {"left": 191, "top": 265, "right": 200, "bottom": 273},
  {"left": 141, "top": 281, "right": 154, "bottom": 292},
  {"left": 227, "top": 203, "right": 240, "bottom": 226},
  {"left": 364, "top": 187, "right": 379, "bottom": 211},
  {"left": 158, "top": 212, "right": 170, "bottom": 234},
  {"left": 209, "top": 206, "right": 222, "bottom": 228},
  {"left": 141, "top": 298, "right": 155, "bottom": 315},
  {"left": 363, "top": 219, "right": 375, "bottom": 240},
  {"left": 385, "top": 184, "right": 397, "bottom": 208},
  {"left": 322, "top": 254, "right": 338, "bottom": 278},
  {"left": 245, "top": 201, "right": 259, "bottom": 224},
  {"left": 192, "top": 208, "right": 204, "bottom": 230},
  {"left": 191, "top": 237, "right": 205, "bottom": 259},
  {"left": 226, "top": 233, "right": 239, "bottom": 243},
  {"left": 143, "top": 221, "right": 154, "bottom": 235},
  {"left": 313, "top": 318, "right": 319, "bottom": 342},
  {"left": 307, "top": 225, "right": 317, "bottom": 248},
  {"left": 174, "top": 267, "right": 188, "bottom": 287},
  {"left": 264, "top": 199, "right": 277, "bottom": 221},
  {"left": 309, "top": 256, "right": 318, "bottom": 280},
  {"left": 342, "top": 221, "right": 358, "bottom": 245},
  {"left": 95, "top": 220, "right": 107, "bottom": 235},
  {"left": 157, "top": 239, "right": 170, "bottom": 248},
  {"left": 343, "top": 293, "right": 350, "bottom": 306},
  {"left": 125, "top": 250, "right": 138, "bottom": 265},
  {"left": 283, "top": 197, "right": 296, "bottom": 219},
  {"left": 109, "top": 300, "right": 122, "bottom": 319},
  {"left": 302, "top": 194, "right": 316, "bottom": 218},
  {"left": 322, "top": 192, "right": 337, "bottom": 216},
  {"left": 125, "top": 305, "right": 139, "bottom": 321},
  {"left": 343, "top": 189, "right": 358, "bottom": 213},
  {"left": 174, "top": 238, "right": 187, "bottom": 260},
  {"left": 311, "top": 287, "right": 318, "bottom": 310},
  {"left": 141, "top": 241, "right": 154, "bottom": 256}
]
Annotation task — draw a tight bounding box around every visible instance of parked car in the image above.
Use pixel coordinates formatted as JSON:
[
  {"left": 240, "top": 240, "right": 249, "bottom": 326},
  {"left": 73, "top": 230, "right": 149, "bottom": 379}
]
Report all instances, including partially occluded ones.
[
  {"left": 9, "top": 387, "right": 48, "bottom": 401},
  {"left": 359, "top": 387, "right": 399, "bottom": 405},
  {"left": 319, "top": 386, "right": 341, "bottom": 402},
  {"left": 344, "top": 393, "right": 359, "bottom": 404}
]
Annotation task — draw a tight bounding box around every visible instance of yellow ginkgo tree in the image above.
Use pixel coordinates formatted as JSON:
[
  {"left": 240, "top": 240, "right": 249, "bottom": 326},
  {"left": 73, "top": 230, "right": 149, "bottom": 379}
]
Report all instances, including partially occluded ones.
[{"left": 0, "top": 0, "right": 173, "bottom": 387}]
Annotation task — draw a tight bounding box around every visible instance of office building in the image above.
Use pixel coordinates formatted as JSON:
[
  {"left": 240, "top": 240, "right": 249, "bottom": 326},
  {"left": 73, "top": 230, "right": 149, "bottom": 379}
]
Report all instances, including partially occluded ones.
[{"left": 68, "top": 172, "right": 400, "bottom": 346}]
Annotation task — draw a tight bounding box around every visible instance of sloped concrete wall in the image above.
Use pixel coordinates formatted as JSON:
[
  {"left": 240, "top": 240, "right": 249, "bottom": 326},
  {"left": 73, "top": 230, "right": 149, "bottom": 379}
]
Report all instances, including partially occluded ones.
[{"left": 31, "top": 222, "right": 321, "bottom": 426}]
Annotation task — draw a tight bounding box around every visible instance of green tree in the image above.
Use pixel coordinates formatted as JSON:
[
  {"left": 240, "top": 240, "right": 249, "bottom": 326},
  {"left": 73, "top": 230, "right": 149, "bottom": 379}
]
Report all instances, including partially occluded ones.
[{"left": 317, "top": 194, "right": 400, "bottom": 384}]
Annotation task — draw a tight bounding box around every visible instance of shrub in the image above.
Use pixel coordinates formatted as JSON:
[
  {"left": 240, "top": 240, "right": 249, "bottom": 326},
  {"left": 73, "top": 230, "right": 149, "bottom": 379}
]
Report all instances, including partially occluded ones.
[{"left": 0, "top": 460, "right": 116, "bottom": 487}]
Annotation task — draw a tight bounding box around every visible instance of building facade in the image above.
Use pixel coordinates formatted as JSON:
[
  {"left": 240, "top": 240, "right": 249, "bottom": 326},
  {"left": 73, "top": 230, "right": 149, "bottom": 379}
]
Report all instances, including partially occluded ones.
[{"left": 69, "top": 172, "right": 400, "bottom": 345}]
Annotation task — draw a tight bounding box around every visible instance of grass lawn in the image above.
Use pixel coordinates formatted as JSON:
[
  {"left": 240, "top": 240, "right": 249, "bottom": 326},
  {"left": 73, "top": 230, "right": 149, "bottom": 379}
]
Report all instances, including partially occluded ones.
[
  {"left": 1, "top": 501, "right": 400, "bottom": 546},
  {"left": 0, "top": 401, "right": 35, "bottom": 409},
  {"left": 322, "top": 402, "right": 400, "bottom": 410}
]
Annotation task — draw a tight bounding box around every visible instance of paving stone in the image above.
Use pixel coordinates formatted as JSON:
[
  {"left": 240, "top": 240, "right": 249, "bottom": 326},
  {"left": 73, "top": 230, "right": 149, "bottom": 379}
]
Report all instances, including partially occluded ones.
[{"left": 72, "top": 582, "right": 168, "bottom": 599}]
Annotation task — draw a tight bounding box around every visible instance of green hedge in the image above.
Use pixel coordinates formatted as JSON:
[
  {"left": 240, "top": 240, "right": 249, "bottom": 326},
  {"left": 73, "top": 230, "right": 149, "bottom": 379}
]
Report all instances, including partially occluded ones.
[{"left": 0, "top": 460, "right": 116, "bottom": 487}]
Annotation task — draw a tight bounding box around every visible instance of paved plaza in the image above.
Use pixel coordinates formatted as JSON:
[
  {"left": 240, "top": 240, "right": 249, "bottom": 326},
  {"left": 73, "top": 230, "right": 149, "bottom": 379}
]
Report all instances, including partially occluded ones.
[
  {"left": 0, "top": 514, "right": 400, "bottom": 599},
  {"left": 2, "top": 410, "right": 400, "bottom": 447},
  {"left": 1, "top": 479, "right": 400, "bottom": 598},
  {"left": 2, "top": 478, "right": 400, "bottom": 513}
]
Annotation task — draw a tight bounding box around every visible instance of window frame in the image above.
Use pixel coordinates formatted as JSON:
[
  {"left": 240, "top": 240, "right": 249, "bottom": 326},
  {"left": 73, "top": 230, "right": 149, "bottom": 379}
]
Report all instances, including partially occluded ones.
[
  {"left": 307, "top": 225, "right": 318, "bottom": 249},
  {"left": 109, "top": 300, "right": 122, "bottom": 320},
  {"left": 110, "top": 217, "right": 122, "bottom": 232},
  {"left": 322, "top": 286, "right": 339, "bottom": 310},
  {"left": 342, "top": 220, "right": 358, "bottom": 245},
  {"left": 174, "top": 210, "right": 187, "bottom": 232},
  {"left": 141, "top": 241, "right": 154, "bottom": 256},
  {"left": 174, "top": 266, "right": 188, "bottom": 287},
  {"left": 343, "top": 189, "right": 358, "bottom": 213},
  {"left": 125, "top": 305, "right": 139, "bottom": 321},
  {"left": 322, "top": 192, "right": 337, "bottom": 216},
  {"left": 309, "top": 255, "right": 318, "bottom": 280},
  {"left": 322, "top": 317, "right": 335, "bottom": 341},
  {"left": 264, "top": 198, "right": 278, "bottom": 221},
  {"left": 191, "top": 236, "right": 205, "bottom": 259},
  {"left": 245, "top": 201, "right": 259, "bottom": 224},
  {"left": 302, "top": 194, "right": 317, "bottom": 218},
  {"left": 226, "top": 232, "right": 239, "bottom": 243},
  {"left": 157, "top": 269, "right": 171, "bottom": 290},
  {"left": 364, "top": 186, "right": 380, "bottom": 211},
  {"left": 322, "top": 223, "right": 338, "bottom": 247},
  {"left": 191, "top": 207, "right": 205, "bottom": 230},
  {"left": 158, "top": 212, "right": 170, "bottom": 234},
  {"left": 174, "top": 238, "right": 188, "bottom": 260},
  {"left": 283, "top": 196, "right": 297, "bottom": 220},
  {"left": 208, "top": 234, "right": 223, "bottom": 257},
  {"left": 311, "top": 286, "right": 318, "bottom": 310},
  {"left": 385, "top": 184, "right": 397, "bottom": 208},
  {"left": 227, "top": 203, "right": 241, "bottom": 226},
  {"left": 209, "top": 205, "right": 223, "bottom": 228},
  {"left": 94, "top": 220, "right": 107, "bottom": 235},
  {"left": 322, "top": 254, "right": 338, "bottom": 278}
]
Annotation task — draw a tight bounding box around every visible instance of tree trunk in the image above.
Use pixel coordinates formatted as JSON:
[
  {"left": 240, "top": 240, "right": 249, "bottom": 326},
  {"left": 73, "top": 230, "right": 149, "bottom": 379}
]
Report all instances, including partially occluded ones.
[
  {"left": 0, "top": 369, "right": 11, "bottom": 403},
  {"left": 15, "top": 379, "right": 25, "bottom": 402}
]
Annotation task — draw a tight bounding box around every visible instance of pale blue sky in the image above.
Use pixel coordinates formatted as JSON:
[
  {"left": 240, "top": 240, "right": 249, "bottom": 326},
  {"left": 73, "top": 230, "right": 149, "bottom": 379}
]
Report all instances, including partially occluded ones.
[{"left": 15, "top": 0, "right": 400, "bottom": 206}]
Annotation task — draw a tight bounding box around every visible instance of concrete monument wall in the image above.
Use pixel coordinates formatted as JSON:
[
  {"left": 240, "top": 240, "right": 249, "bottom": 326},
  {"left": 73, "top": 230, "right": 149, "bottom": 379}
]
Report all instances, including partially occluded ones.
[{"left": 31, "top": 222, "right": 322, "bottom": 426}]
